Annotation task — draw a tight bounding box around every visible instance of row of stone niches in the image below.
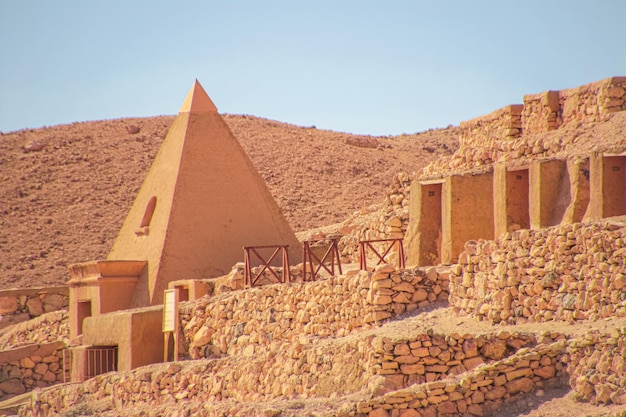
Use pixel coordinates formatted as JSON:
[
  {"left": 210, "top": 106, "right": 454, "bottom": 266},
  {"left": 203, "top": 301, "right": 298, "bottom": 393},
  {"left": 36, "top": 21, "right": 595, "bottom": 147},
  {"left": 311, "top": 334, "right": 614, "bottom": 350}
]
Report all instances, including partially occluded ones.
[{"left": 407, "top": 152, "right": 626, "bottom": 266}]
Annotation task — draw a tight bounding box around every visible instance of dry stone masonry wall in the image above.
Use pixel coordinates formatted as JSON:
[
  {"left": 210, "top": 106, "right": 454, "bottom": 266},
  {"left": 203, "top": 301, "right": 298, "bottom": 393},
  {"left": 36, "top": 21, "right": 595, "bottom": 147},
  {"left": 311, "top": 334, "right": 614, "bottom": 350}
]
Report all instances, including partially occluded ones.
[
  {"left": 0, "top": 341, "right": 66, "bottom": 401},
  {"left": 421, "top": 77, "right": 626, "bottom": 179},
  {"left": 23, "top": 332, "right": 611, "bottom": 417},
  {"left": 17, "top": 337, "right": 375, "bottom": 414},
  {"left": 369, "top": 331, "right": 562, "bottom": 391},
  {"left": 0, "top": 286, "right": 68, "bottom": 331},
  {"left": 566, "top": 327, "right": 626, "bottom": 406},
  {"left": 0, "top": 310, "right": 69, "bottom": 351},
  {"left": 459, "top": 105, "right": 523, "bottom": 149},
  {"left": 449, "top": 221, "right": 626, "bottom": 324},
  {"left": 339, "top": 172, "right": 412, "bottom": 263},
  {"left": 559, "top": 77, "right": 626, "bottom": 127},
  {"left": 356, "top": 340, "right": 568, "bottom": 417},
  {"left": 181, "top": 265, "right": 449, "bottom": 360},
  {"left": 15, "top": 265, "right": 626, "bottom": 416}
]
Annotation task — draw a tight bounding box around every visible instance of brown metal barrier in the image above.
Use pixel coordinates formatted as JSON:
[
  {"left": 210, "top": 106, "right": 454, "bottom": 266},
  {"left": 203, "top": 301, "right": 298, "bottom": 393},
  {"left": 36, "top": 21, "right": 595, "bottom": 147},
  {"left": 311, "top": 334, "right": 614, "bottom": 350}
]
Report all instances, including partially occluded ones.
[
  {"left": 244, "top": 245, "right": 290, "bottom": 287},
  {"left": 359, "top": 238, "right": 406, "bottom": 270},
  {"left": 302, "top": 236, "right": 342, "bottom": 281},
  {"left": 85, "top": 346, "right": 118, "bottom": 379},
  {"left": 62, "top": 348, "right": 72, "bottom": 383}
]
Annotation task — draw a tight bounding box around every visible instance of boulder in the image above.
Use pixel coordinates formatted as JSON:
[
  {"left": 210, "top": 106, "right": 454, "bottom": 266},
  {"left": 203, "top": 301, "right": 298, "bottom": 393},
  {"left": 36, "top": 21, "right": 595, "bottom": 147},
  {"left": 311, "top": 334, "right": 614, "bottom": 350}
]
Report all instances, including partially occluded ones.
[
  {"left": 0, "top": 379, "right": 25, "bottom": 395},
  {"left": 0, "top": 296, "right": 18, "bottom": 315},
  {"left": 43, "top": 294, "right": 66, "bottom": 312},
  {"left": 26, "top": 297, "right": 44, "bottom": 316}
]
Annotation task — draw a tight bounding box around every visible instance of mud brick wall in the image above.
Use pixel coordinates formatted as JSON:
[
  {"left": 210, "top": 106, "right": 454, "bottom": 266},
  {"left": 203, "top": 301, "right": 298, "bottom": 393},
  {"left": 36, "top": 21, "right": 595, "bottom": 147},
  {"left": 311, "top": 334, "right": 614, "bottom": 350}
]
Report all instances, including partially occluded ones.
[
  {"left": 0, "top": 341, "right": 66, "bottom": 401},
  {"left": 449, "top": 221, "right": 626, "bottom": 324},
  {"left": 180, "top": 265, "right": 449, "bottom": 359},
  {"left": 0, "top": 311, "right": 69, "bottom": 351},
  {"left": 560, "top": 76, "right": 626, "bottom": 126},
  {"left": 0, "top": 286, "right": 68, "bottom": 331},
  {"left": 356, "top": 340, "right": 567, "bottom": 417}
]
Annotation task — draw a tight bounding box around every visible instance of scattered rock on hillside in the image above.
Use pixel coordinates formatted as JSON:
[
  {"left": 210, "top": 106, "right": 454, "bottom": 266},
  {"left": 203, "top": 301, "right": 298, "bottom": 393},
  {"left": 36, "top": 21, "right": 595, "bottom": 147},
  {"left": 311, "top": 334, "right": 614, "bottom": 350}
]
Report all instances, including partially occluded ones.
[
  {"left": 345, "top": 136, "right": 381, "bottom": 149},
  {"left": 126, "top": 125, "right": 140, "bottom": 134},
  {"left": 22, "top": 140, "right": 44, "bottom": 152}
]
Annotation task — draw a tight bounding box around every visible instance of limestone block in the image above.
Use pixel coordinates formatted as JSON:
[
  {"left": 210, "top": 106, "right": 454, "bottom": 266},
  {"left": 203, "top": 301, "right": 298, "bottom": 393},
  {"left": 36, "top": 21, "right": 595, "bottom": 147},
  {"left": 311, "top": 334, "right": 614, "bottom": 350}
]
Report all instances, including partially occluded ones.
[
  {"left": 392, "top": 282, "right": 415, "bottom": 293},
  {"left": 395, "top": 355, "right": 421, "bottom": 365},
  {"left": 26, "top": 297, "right": 44, "bottom": 317},
  {"left": 369, "top": 407, "right": 388, "bottom": 417},
  {"left": 463, "top": 356, "right": 484, "bottom": 370},
  {"left": 42, "top": 371, "right": 57, "bottom": 383},
  {"left": 374, "top": 295, "right": 393, "bottom": 305},
  {"left": 20, "top": 357, "right": 36, "bottom": 368},
  {"left": 42, "top": 294, "right": 66, "bottom": 312},
  {"left": 398, "top": 410, "right": 420, "bottom": 417},
  {"left": 33, "top": 363, "right": 48, "bottom": 376},
  {"left": 534, "top": 365, "right": 556, "bottom": 379},
  {"left": 0, "top": 379, "right": 25, "bottom": 395},
  {"left": 191, "top": 326, "right": 214, "bottom": 347},
  {"left": 0, "top": 296, "right": 19, "bottom": 315},
  {"left": 505, "top": 377, "right": 533, "bottom": 394},
  {"left": 373, "top": 311, "right": 392, "bottom": 321},
  {"left": 393, "top": 343, "right": 410, "bottom": 356},
  {"left": 481, "top": 340, "right": 507, "bottom": 360}
]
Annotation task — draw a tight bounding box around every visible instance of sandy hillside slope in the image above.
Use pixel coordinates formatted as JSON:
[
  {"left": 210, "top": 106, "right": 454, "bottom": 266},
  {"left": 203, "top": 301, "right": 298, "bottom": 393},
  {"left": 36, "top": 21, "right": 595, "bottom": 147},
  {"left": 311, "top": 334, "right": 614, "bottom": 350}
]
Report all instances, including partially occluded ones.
[{"left": 0, "top": 115, "right": 458, "bottom": 288}]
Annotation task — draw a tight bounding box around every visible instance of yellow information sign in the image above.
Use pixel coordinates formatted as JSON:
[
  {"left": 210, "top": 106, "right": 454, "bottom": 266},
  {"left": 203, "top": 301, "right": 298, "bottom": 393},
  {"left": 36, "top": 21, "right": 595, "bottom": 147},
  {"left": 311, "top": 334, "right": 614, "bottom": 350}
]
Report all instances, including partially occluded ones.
[{"left": 162, "top": 289, "right": 177, "bottom": 332}]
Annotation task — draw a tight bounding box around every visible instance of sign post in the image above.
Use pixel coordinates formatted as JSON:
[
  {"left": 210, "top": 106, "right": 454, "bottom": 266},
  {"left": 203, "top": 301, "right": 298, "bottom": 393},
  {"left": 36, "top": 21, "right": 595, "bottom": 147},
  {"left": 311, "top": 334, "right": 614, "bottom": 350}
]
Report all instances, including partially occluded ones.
[{"left": 162, "top": 288, "right": 179, "bottom": 362}]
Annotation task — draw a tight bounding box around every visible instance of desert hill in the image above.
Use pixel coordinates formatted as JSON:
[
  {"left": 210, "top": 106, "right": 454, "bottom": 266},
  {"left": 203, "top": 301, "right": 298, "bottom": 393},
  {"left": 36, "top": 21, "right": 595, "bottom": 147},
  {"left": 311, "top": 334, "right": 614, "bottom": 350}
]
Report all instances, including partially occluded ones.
[{"left": 0, "top": 116, "right": 458, "bottom": 289}]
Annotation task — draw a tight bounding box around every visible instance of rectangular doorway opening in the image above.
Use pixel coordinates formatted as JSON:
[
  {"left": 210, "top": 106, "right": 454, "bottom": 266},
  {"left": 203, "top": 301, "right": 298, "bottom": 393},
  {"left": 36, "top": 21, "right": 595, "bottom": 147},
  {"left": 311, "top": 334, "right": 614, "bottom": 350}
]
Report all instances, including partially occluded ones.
[
  {"left": 603, "top": 156, "right": 626, "bottom": 217},
  {"left": 76, "top": 300, "right": 92, "bottom": 336},
  {"left": 419, "top": 182, "right": 443, "bottom": 266},
  {"left": 175, "top": 286, "right": 189, "bottom": 302},
  {"left": 507, "top": 169, "right": 530, "bottom": 232}
]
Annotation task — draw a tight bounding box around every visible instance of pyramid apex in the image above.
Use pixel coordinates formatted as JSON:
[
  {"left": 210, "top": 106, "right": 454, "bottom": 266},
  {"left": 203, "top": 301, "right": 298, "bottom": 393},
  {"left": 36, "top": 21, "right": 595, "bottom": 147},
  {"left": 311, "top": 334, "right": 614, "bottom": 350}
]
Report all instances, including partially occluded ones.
[{"left": 178, "top": 80, "right": 218, "bottom": 113}]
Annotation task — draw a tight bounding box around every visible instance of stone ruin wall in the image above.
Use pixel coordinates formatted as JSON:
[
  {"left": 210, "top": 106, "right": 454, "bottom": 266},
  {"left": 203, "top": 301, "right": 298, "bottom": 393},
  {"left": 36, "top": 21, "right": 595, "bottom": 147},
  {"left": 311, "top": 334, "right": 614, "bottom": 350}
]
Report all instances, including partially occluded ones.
[
  {"left": 180, "top": 265, "right": 449, "bottom": 360},
  {"left": 422, "top": 77, "right": 626, "bottom": 178},
  {"left": 371, "top": 331, "right": 546, "bottom": 388},
  {"left": 19, "top": 318, "right": 625, "bottom": 416},
  {"left": 18, "top": 327, "right": 626, "bottom": 417},
  {"left": 566, "top": 329, "right": 626, "bottom": 405},
  {"left": 357, "top": 340, "right": 567, "bottom": 417},
  {"left": 559, "top": 77, "right": 626, "bottom": 127},
  {"left": 15, "top": 255, "right": 626, "bottom": 416},
  {"left": 333, "top": 80, "right": 626, "bottom": 262},
  {"left": 339, "top": 172, "right": 412, "bottom": 263},
  {"left": 0, "top": 310, "right": 69, "bottom": 402},
  {"left": 0, "top": 341, "right": 66, "bottom": 401},
  {"left": 358, "top": 325, "right": 626, "bottom": 415},
  {"left": 0, "top": 310, "right": 69, "bottom": 351},
  {"left": 459, "top": 105, "right": 523, "bottom": 150},
  {"left": 0, "top": 286, "right": 68, "bottom": 331},
  {"left": 449, "top": 221, "right": 626, "bottom": 324}
]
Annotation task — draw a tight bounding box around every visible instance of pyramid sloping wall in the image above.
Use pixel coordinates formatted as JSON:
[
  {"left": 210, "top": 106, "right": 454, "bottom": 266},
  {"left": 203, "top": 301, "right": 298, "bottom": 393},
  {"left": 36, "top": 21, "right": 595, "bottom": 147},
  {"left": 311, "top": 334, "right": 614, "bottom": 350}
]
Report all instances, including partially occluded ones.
[{"left": 107, "top": 81, "right": 302, "bottom": 306}]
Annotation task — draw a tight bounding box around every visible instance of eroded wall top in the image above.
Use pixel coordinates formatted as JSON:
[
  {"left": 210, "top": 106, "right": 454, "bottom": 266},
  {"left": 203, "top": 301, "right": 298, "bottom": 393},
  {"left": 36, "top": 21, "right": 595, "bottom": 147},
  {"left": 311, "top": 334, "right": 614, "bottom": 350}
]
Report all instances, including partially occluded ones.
[{"left": 421, "top": 77, "right": 626, "bottom": 180}]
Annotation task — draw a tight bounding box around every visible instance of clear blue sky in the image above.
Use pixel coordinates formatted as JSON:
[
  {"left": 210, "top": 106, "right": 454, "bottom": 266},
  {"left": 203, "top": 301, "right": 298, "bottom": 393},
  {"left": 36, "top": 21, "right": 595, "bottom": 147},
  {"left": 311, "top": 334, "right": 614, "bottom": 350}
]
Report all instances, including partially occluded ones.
[{"left": 1, "top": 1, "right": 625, "bottom": 135}]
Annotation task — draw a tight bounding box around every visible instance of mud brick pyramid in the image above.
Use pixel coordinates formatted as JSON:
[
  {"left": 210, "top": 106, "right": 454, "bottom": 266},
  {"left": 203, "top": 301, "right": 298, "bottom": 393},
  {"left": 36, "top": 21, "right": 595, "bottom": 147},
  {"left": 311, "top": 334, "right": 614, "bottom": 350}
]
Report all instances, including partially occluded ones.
[{"left": 107, "top": 80, "right": 301, "bottom": 306}]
